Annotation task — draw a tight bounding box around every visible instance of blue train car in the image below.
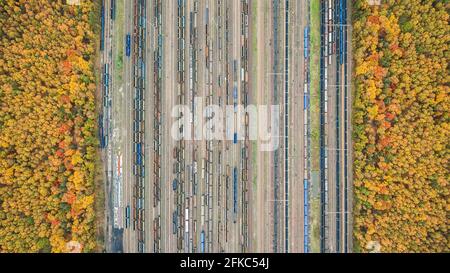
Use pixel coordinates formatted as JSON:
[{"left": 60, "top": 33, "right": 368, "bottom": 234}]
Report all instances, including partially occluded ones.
[
  {"left": 233, "top": 167, "right": 238, "bottom": 215},
  {"left": 141, "top": 60, "right": 146, "bottom": 76},
  {"left": 158, "top": 34, "right": 163, "bottom": 47},
  {"left": 172, "top": 210, "right": 178, "bottom": 234},
  {"left": 100, "top": 135, "right": 105, "bottom": 148},
  {"left": 126, "top": 34, "right": 131, "bottom": 57},
  {"left": 140, "top": 15, "right": 146, "bottom": 28},
  {"left": 304, "top": 94, "right": 309, "bottom": 110},
  {"left": 172, "top": 179, "right": 178, "bottom": 191},
  {"left": 339, "top": 0, "right": 345, "bottom": 65},
  {"left": 104, "top": 64, "right": 109, "bottom": 86},
  {"left": 110, "top": 0, "right": 116, "bottom": 20},
  {"left": 304, "top": 27, "right": 309, "bottom": 58},
  {"left": 98, "top": 115, "right": 105, "bottom": 148},
  {"left": 136, "top": 143, "right": 142, "bottom": 165},
  {"left": 125, "top": 205, "right": 130, "bottom": 228},
  {"left": 205, "top": 8, "right": 209, "bottom": 22},
  {"left": 138, "top": 241, "right": 145, "bottom": 253},
  {"left": 304, "top": 179, "right": 309, "bottom": 252},
  {"left": 233, "top": 133, "right": 237, "bottom": 144},
  {"left": 200, "top": 230, "right": 205, "bottom": 253},
  {"left": 100, "top": 5, "right": 105, "bottom": 51},
  {"left": 233, "top": 86, "right": 238, "bottom": 110}
]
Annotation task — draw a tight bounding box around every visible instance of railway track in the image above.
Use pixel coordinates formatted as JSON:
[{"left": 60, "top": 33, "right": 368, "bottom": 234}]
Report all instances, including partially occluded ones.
[
  {"left": 101, "top": 0, "right": 317, "bottom": 253},
  {"left": 240, "top": 0, "right": 250, "bottom": 252},
  {"left": 334, "top": 0, "right": 349, "bottom": 253},
  {"left": 303, "top": 0, "right": 312, "bottom": 253},
  {"left": 131, "top": 0, "right": 147, "bottom": 253},
  {"left": 319, "top": 0, "right": 350, "bottom": 253},
  {"left": 271, "top": 0, "right": 280, "bottom": 253},
  {"left": 100, "top": 0, "right": 121, "bottom": 252},
  {"left": 151, "top": 0, "right": 163, "bottom": 253},
  {"left": 175, "top": 0, "right": 186, "bottom": 252},
  {"left": 283, "top": 0, "right": 289, "bottom": 253}
]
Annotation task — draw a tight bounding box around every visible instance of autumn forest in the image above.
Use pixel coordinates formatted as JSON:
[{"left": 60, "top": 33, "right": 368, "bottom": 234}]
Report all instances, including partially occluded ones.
[
  {"left": 352, "top": 0, "right": 449, "bottom": 252},
  {"left": 0, "top": 0, "right": 98, "bottom": 252}
]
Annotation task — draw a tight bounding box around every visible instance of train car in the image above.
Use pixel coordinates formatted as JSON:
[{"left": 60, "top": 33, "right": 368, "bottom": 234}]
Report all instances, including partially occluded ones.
[
  {"left": 125, "top": 205, "right": 130, "bottom": 228},
  {"left": 172, "top": 179, "right": 178, "bottom": 191},
  {"left": 339, "top": 0, "right": 345, "bottom": 65},
  {"left": 126, "top": 34, "right": 131, "bottom": 57},
  {"left": 304, "top": 27, "right": 309, "bottom": 58},
  {"left": 304, "top": 179, "right": 309, "bottom": 252},
  {"left": 172, "top": 210, "right": 178, "bottom": 234},
  {"left": 158, "top": 34, "right": 163, "bottom": 48},
  {"left": 185, "top": 208, "right": 189, "bottom": 233},
  {"left": 200, "top": 230, "right": 205, "bottom": 253},
  {"left": 141, "top": 15, "right": 146, "bottom": 28},
  {"left": 233, "top": 167, "right": 238, "bottom": 217},
  {"left": 98, "top": 115, "right": 105, "bottom": 148},
  {"left": 304, "top": 94, "right": 309, "bottom": 110},
  {"left": 138, "top": 241, "right": 145, "bottom": 253},
  {"left": 104, "top": 64, "right": 109, "bottom": 86},
  {"left": 192, "top": 173, "right": 198, "bottom": 195},
  {"left": 233, "top": 85, "right": 238, "bottom": 110},
  {"left": 205, "top": 7, "right": 209, "bottom": 22},
  {"left": 110, "top": 0, "right": 116, "bottom": 20},
  {"left": 136, "top": 143, "right": 142, "bottom": 165},
  {"left": 132, "top": 210, "right": 137, "bottom": 230},
  {"left": 100, "top": 5, "right": 105, "bottom": 51}
]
